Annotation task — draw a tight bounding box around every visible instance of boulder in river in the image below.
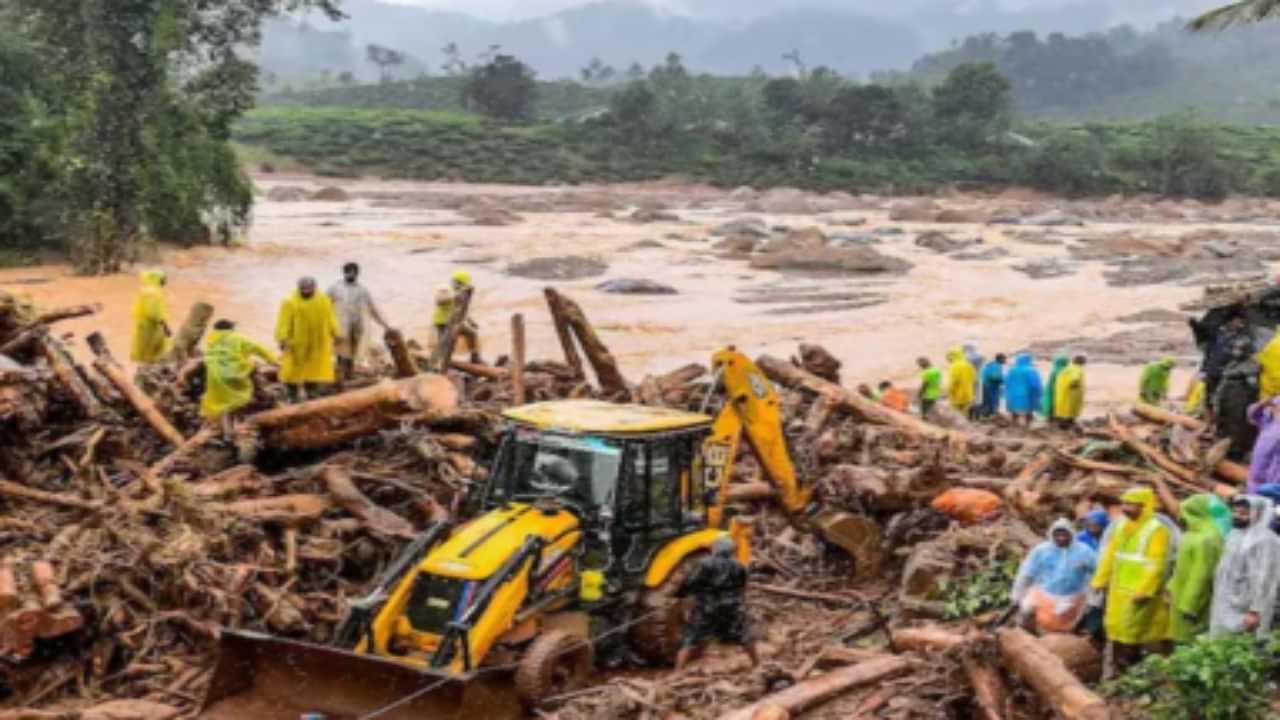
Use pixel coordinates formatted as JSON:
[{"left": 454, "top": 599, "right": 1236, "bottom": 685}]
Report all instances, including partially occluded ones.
[{"left": 595, "top": 278, "right": 678, "bottom": 295}]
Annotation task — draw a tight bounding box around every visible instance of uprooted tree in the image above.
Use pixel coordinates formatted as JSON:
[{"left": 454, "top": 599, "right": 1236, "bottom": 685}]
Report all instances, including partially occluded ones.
[{"left": 0, "top": 0, "right": 343, "bottom": 273}]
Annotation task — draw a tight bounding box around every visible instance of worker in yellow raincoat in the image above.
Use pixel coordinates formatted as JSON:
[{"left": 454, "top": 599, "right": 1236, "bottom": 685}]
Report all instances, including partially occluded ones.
[
  {"left": 1053, "top": 355, "right": 1087, "bottom": 428},
  {"left": 130, "top": 270, "right": 171, "bottom": 364},
  {"left": 1091, "top": 487, "right": 1173, "bottom": 671},
  {"left": 945, "top": 347, "right": 977, "bottom": 414},
  {"left": 1258, "top": 333, "right": 1280, "bottom": 400},
  {"left": 432, "top": 270, "right": 482, "bottom": 363},
  {"left": 275, "top": 277, "right": 340, "bottom": 402},
  {"left": 200, "top": 320, "right": 277, "bottom": 432}
]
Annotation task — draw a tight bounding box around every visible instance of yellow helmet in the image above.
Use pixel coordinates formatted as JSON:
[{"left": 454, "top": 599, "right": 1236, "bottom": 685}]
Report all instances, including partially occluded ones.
[{"left": 451, "top": 270, "right": 473, "bottom": 288}]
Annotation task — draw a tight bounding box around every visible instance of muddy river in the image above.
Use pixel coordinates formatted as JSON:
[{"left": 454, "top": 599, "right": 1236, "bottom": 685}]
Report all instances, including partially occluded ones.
[{"left": 4, "top": 175, "right": 1275, "bottom": 416}]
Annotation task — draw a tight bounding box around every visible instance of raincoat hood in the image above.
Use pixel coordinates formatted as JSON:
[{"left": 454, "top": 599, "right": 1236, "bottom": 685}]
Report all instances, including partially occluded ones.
[
  {"left": 1160, "top": 357, "right": 1176, "bottom": 369},
  {"left": 1121, "top": 487, "right": 1157, "bottom": 526},
  {"left": 1180, "top": 494, "right": 1217, "bottom": 534},
  {"left": 1084, "top": 509, "right": 1110, "bottom": 534},
  {"left": 1233, "top": 495, "right": 1276, "bottom": 551},
  {"left": 1015, "top": 353, "right": 1034, "bottom": 369},
  {"left": 1048, "top": 518, "right": 1075, "bottom": 540},
  {"left": 947, "top": 347, "right": 963, "bottom": 362},
  {"left": 139, "top": 269, "right": 165, "bottom": 288}
]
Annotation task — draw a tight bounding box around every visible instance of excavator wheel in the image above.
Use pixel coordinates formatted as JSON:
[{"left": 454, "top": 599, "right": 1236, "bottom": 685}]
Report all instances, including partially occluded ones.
[
  {"left": 630, "top": 553, "right": 702, "bottom": 665},
  {"left": 515, "top": 629, "right": 593, "bottom": 709}
]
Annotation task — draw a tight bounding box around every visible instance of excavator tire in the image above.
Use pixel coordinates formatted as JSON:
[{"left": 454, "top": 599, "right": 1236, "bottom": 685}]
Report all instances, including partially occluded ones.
[
  {"left": 630, "top": 552, "right": 702, "bottom": 665},
  {"left": 515, "top": 629, "right": 593, "bottom": 709}
]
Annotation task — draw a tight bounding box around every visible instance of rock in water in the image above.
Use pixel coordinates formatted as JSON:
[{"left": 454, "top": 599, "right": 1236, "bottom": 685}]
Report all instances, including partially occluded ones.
[
  {"left": 506, "top": 256, "right": 608, "bottom": 280},
  {"left": 310, "top": 186, "right": 350, "bottom": 202},
  {"left": 595, "top": 279, "right": 678, "bottom": 295}
]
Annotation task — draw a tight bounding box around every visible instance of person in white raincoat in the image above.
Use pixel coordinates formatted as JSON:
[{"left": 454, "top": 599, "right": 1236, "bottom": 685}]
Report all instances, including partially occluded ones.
[{"left": 1210, "top": 495, "right": 1280, "bottom": 638}]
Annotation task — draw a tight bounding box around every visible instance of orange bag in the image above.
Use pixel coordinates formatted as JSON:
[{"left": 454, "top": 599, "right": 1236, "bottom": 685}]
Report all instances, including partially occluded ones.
[{"left": 930, "top": 488, "right": 1004, "bottom": 525}]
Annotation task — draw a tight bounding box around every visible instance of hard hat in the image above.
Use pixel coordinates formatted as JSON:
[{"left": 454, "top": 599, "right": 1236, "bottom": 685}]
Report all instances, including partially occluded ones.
[{"left": 451, "top": 270, "right": 473, "bottom": 287}]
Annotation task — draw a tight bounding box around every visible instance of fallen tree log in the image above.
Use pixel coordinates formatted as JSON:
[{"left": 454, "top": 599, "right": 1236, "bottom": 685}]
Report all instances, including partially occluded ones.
[
  {"left": 0, "top": 479, "right": 100, "bottom": 511},
  {"left": 164, "top": 302, "right": 213, "bottom": 363},
  {"left": 892, "top": 626, "right": 973, "bottom": 654},
  {"left": 1107, "top": 415, "right": 1202, "bottom": 488},
  {"left": 545, "top": 288, "right": 629, "bottom": 398},
  {"left": 244, "top": 374, "right": 459, "bottom": 452},
  {"left": 963, "top": 655, "right": 1009, "bottom": 720},
  {"left": 320, "top": 467, "right": 415, "bottom": 539},
  {"left": 1131, "top": 403, "right": 1249, "bottom": 483},
  {"left": 34, "top": 303, "right": 100, "bottom": 327},
  {"left": 86, "top": 332, "right": 184, "bottom": 446},
  {"left": 717, "top": 655, "right": 914, "bottom": 720},
  {"left": 997, "top": 628, "right": 1110, "bottom": 720},
  {"left": 383, "top": 328, "right": 417, "bottom": 379},
  {"left": 38, "top": 335, "right": 103, "bottom": 419},
  {"left": 208, "top": 494, "right": 332, "bottom": 524}
]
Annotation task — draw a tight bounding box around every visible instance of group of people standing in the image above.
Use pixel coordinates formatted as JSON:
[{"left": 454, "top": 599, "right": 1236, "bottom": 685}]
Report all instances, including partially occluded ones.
[
  {"left": 130, "top": 264, "right": 481, "bottom": 433},
  {"left": 908, "top": 346, "right": 1088, "bottom": 428},
  {"left": 1012, "top": 486, "right": 1280, "bottom": 672}
]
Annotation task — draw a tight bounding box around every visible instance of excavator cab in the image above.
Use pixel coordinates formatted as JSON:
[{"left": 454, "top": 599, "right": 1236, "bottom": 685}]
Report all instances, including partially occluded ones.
[{"left": 198, "top": 401, "right": 742, "bottom": 720}]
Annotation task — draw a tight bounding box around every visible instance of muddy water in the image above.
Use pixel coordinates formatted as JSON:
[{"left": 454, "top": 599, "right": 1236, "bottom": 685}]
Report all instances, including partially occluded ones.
[{"left": 1, "top": 175, "right": 1267, "bottom": 415}]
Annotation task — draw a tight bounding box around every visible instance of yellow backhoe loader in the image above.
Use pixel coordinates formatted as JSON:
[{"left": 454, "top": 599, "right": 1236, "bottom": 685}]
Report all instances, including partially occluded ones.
[{"left": 197, "top": 348, "right": 877, "bottom": 719}]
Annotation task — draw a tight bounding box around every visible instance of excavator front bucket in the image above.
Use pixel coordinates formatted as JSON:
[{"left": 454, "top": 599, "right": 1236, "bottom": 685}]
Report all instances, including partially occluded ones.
[{"left": 197, "top": 630, "right": 523, "bottom": 720}]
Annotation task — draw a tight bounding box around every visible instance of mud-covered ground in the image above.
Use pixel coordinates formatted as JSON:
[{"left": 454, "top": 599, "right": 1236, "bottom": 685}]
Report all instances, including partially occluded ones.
[{"left": 5, "top": 176, "right": 1278, "bottom": 414}]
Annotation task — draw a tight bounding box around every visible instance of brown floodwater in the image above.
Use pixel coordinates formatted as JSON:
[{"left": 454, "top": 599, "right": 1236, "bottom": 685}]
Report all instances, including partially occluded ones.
[{"left": 0, "top": 174, "right": 1261, "bottom": 415}]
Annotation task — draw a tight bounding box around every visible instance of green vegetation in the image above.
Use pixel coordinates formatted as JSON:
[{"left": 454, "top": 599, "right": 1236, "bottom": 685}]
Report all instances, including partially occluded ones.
[
  {"left": 1107, "top": 633, "right": 1280, "bottom": 720},
  {"left": 936, "top": 558, "right": 1019, "bottom": 620}
]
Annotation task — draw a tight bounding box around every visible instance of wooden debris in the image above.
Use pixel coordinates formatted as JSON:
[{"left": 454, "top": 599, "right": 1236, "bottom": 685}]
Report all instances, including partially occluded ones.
[
  {"left": 384, "top": 327, "right": 418, "bottom": 379},
  {"left": 165, "top": 302, "right": 214, "bottom": 363},
  {"left": 545, "top": 287, "right": 629, "bottom": 398},
  {"left": 320, "top": 467, "right": 416, "bottom": 539},
  {"left": 511, "top": 313, "right": 527, "bottom": 405},
  {"left": 997, "top": 628, "right": 1110, "bottom": 720},
  {"left": 717, "top": 655, "right": 914, "bottom": 720},
  {"left": 86, "top": 332, "right": 185, "bottom": 446}
]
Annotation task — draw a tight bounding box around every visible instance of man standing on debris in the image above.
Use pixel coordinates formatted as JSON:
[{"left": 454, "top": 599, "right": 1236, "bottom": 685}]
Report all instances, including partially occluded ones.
[
  {"left": 276, "top": 276, "right": 341, "bottom": 403},
  {"left": 917, "top": 357, "right": 942, "bottom": 418},
  {"left": 1053, "top": 356, "right": 1087, "bottom": 429},
  {"left": 1247, "top": 397, "right": 1280, "bottom": 493},
  {"left": 1091, "top": 487, "right": 1172, "bottom": 669},
  {"left": 674, "top": 535, "right": 759, "bottom": 670},
  {"left": 200, "top": 320, "right": 277, "bottom": 434},
  {"left": 1214, "top": 339, "right": 1260, "bottom": 462},
  {"left": 945, "top": 348, "right": 977, "bottom": 416},
  {"left": 878, "top": 381, "right": 910, "bottom": 413},
  {"left": 1138, "top": 357, "right": 1177, "bottom": 405},
  {"left": 1011, "top": 518, "right": 1097, "bottom": 633},
  {"left": 1210, "top": 495, "right": 1280, "bottom": 638},
  {"left": 1042, "top": 354, "right": 1069, "bottom": 420},
  {"left": 978, "top": 353, "right": 1008, "bottom": 420},
  {"left": 130, "top": 270, "right": 172, "bottom": 364},
  {"left": 1204, "top": 315, "right": 1253, "bottom": 406},
  {"left": 432, "top": 270, "right": 482, "bottom": 363},
  {"left": 327, "top": 262, "right": 389, "bottom": 384},
  {"left": 1166, "top": 495, "right": 1223, "bottom": 642},
  {"left": 1005, "top": 353, "right": 1042, "bottom": 427}
]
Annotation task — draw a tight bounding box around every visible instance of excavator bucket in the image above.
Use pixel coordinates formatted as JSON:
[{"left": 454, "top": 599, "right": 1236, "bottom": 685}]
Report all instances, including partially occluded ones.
[
  {"left": 813, "top": 510, "right": 885, "bottom": 580},
  {"left": 197, "top": 630, "right": 523, "bottom": 720}
]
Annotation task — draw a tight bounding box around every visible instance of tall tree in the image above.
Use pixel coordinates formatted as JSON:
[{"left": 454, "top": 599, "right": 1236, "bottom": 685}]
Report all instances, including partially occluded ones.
[
  {"left": 461, "top": 54, "right": 538, "bottom": 122},
  {"left": 366, "top": 43, "right": 405, "bottom": 83}
]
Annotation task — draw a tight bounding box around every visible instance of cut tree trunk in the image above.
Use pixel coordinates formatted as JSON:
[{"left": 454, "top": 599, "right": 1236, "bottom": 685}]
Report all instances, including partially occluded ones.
[
  {"left": 1107, "top": 415, "right": 1202, "bottom": 488},
  {"left": 545, "top": 291, "right": 584, "bottom": 381},
  {"left": 428, "top": 286, "right": 472, "bottom": 373},
  {"left": 244, "top": 374, "right": 459, "bottom": 452},
  {"left": 997, "top": 628, "right": 1110, "bottom": 720},
  {"left": 963, "top": 655, "right": 1008, "bottom": 720},
  {"left": 891, "top": 626, "right": 973, "bottom": 654},
  {"left": 384, "top": 328, "right": 417, "bottom": 379},
  {"left": 510, "top": 313, "right": 526, "bottom": 405},
  {"left": 544, "top": 288, "right": 629, "bottom": 398},
  {"left": 38, "top": 335, "right": 103, "bottom": 419},
  {"left": 164, "top": 302, "right": 213, "bottom": 363},
  {"left": 716, "top": 655, "right": 913, "bottom": 720},
  {"left": 1133, "top": 402, "right": 1204, "bottom": 431},
  {"left": 320, "top": 467, "right": 415, "bottom": 539},
  {"left": 86, "top": 332, "right": 185, "bottom": 447}
]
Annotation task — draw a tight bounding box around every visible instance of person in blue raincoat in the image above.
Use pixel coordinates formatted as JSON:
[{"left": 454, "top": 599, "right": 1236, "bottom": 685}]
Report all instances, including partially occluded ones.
[
  {"left": 1077, "top": 509, "right": 1110, "bottom": 551},
  {"left": 978, "top": 354, "right": 1008, "bottom": 420},
  {"left": 1011, "top": 518, "right": 1098, "bottom": 633},
  {"left": 1005, "top": 353, "right": 1043, "bottom": 427}
]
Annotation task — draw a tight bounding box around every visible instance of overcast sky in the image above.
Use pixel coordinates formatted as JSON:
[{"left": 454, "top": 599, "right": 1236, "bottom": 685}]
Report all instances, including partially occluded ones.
[{"left": 380, "top": 0, "right": 1219, "bottom": 24}]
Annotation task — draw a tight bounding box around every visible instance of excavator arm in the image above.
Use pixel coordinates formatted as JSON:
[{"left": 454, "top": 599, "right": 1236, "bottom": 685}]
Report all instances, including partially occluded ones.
[{"left": 705, "top": 348, "right": 883, "bottom": 576}]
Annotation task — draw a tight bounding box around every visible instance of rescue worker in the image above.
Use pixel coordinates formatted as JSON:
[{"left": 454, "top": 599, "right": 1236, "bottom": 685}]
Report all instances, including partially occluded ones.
[
  {"left": 1139, "top": 357, "right": 1177, "bottom": 405},
  {"left": 1258, "top": 331, "right": 1280, "bottom": 400},
  {"left": 200, "top": 320, "right": 277, "bottom": 435},
  {"left": 327, "top": 262, "right": 389, "bottom": 383},
  {"left": 945, "top": 347, "right": 977, "bottom": 415},
  {"left": 964, "top": 343, "right": 985, "bottom": 405},
  {"left": 1203, "top": 315, "right": 1252, "bottom": 405},
  {"left": 674, "top": 535, "right": 759, "bottom": 670},
  {"left": 878, "top": 381, "right": 910, "bottom": 413},
  {"left": 1077, "top": 509, "right": 1109, "bottom": 551},
  {"left": 275, "top": 276, "right": 341, "bottom": 403},
  {"left": 1214, "top": 339, "right": 1260, "bottom": 462},
  {"left": 1184, "top": 372, "right": 1208, "bottom": 417},
  {"left": 1166, "top": 495, "right": 1223, "bottom": 642},
  {"left": 1091, "top": 487, "right": 1173, "bottom": 670},
  {"left": 432, "top": 270, "right": 482, "bottom": 363},
  {"left": 1042, "top": 354, "right": 1069, "bottom": 419},
  {"left": 1005, "top": 353, "right": 1043, "bottom": 427},
  {"left": 917, "top": 357, "right": 942, "bottom": 418},
  {"left": 1010, "top": 519, "right": 1097, "bottom": 633},
  {"left": 978, "top": 353, "right": 1008, "bottom": 420},
  {"left": 130, "top": 270, "right": 171, "bottom": 364},
  {"left": 1053, "top": 355, "right": 1087, "bottom": 429},
  {"left": 1248, "top": 397, "right": 1280, "bottom": 493},
  {"left": 1210, "top": 495, "right": 1280, "bottom": 638}
]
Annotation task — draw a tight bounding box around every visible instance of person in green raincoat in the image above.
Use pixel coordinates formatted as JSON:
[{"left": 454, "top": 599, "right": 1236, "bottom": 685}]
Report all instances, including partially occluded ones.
[
  {"left": 1207, "top": 495, "right": 1233, "bottom": 537},
  {"left": 1139, "top": 357, "right": 1177, "bottom": 405},
  {"left": 1042, "top": 354, "right": 1070, "bottom": 418},
  {"left": 201, "top": 320, "right": 277, "bottom": 432},
  {"left": 1166, "top": 495, "right": 1223, "bottom": 642},
  {"left": 1091, "top": 487, "right": 1173, "bottom": 669}
]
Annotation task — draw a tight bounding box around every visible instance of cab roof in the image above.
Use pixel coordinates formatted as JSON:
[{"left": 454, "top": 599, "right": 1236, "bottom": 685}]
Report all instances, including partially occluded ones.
[{"left": 502, "top": 400, "right": 712, "bottom": 435}]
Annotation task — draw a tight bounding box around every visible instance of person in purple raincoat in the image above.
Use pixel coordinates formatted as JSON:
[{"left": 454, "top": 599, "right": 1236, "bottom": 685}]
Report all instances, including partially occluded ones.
[{"left": 1247, "top": 397, "right": 1280, "bottom": 493}]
